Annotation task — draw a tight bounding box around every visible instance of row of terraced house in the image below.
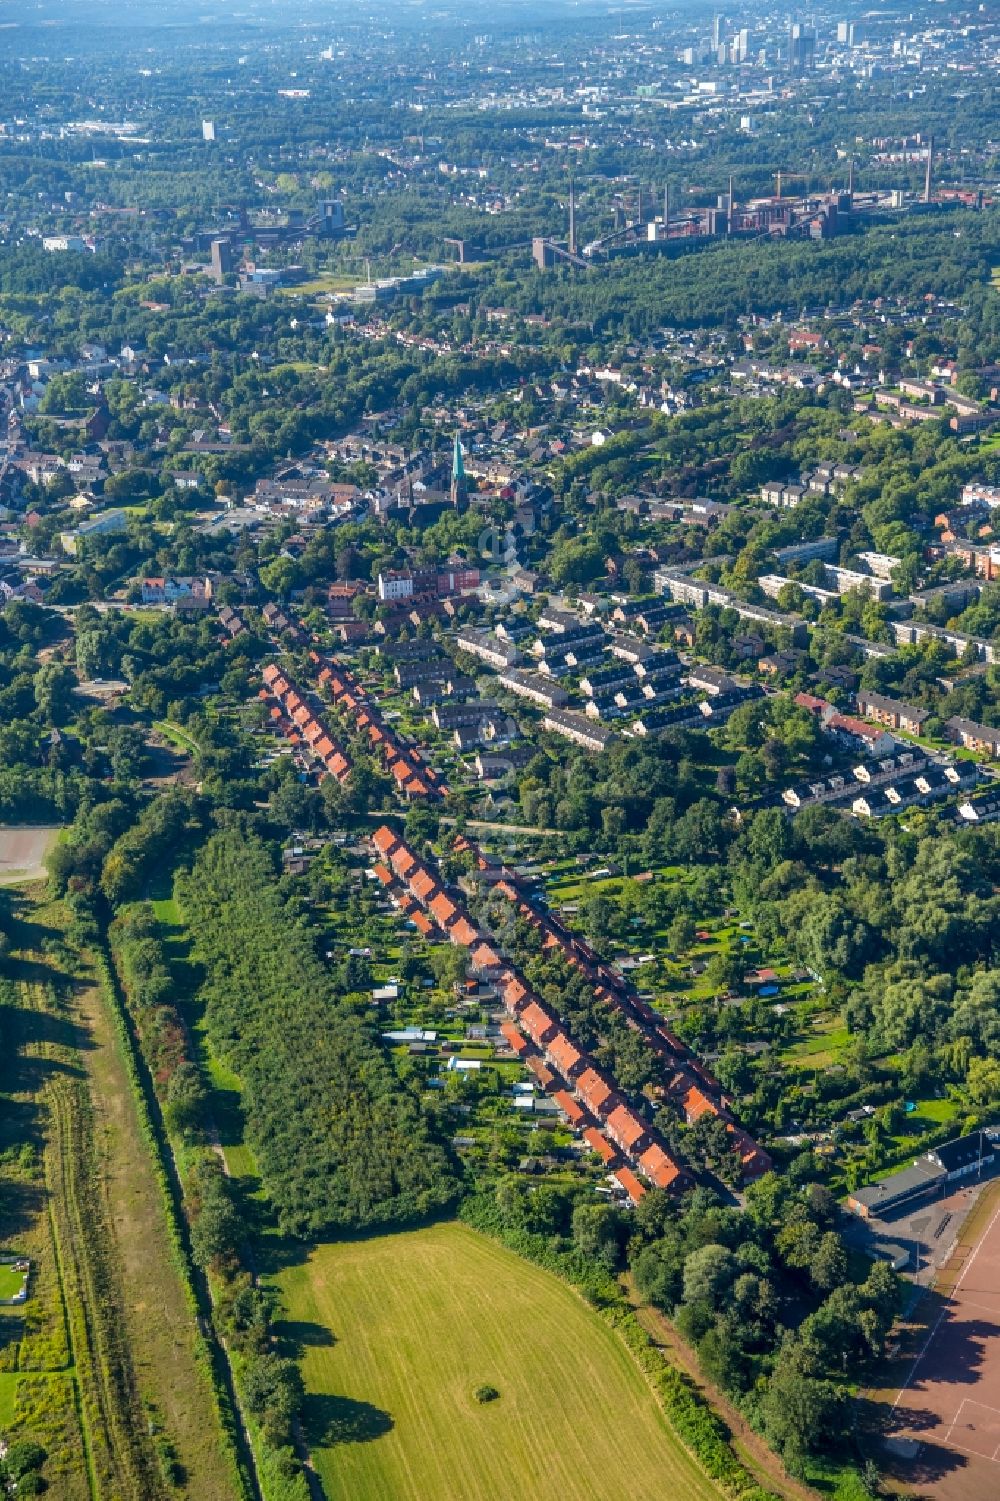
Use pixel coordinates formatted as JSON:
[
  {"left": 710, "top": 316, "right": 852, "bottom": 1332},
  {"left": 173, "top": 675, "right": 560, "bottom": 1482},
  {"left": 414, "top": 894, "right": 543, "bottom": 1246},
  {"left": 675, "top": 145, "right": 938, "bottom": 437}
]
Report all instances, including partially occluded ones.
[
  {"left": 260, "top": 663, "right": 352, "bottom": 782},
  {"left": 461, "top": 838, "right": 772, "bottom": 1182},
  {"left": 309, "top": 650, "right": 447, "bottom": 800},
  {"left": 370, "top": 824, "right": 688, "bottom": 1203}
]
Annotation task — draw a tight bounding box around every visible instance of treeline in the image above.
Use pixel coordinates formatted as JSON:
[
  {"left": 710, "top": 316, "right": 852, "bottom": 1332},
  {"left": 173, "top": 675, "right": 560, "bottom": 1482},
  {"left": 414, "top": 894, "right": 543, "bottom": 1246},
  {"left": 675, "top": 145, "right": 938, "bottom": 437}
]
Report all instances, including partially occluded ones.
[
  {"left": 629, "top": 1174, "right": 896, "bottom": 1478},
  {"left": 482, "top": 209, "right": 1000, "bottom": 337},
  {"left": 48, "top": 788, "right": 201, "bottom": 907},
  {"left": 177, "top": 830, "right": 459, "bottom": 1236}
]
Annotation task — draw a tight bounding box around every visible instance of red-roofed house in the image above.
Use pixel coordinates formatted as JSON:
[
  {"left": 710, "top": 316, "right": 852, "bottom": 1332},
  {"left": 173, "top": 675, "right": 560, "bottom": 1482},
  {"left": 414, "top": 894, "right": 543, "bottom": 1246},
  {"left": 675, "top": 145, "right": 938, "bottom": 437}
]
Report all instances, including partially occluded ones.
[
  {"left": 553, "top": 1090, "right": 587, "bottom": 1128},
  {"left": 409, "top": 867, "right": 439, "bottom": 902},
  {"left": 639, "top": 1143, "right": 684, "bottom": 1192},
  {"left": 682, "top": 1086, "right": 719, "bottom": 1125},
  {"left": 546, "top": 1031, "right": 585, "bottom": 1080},
  {"left": 429, "top": 892, "right": 459, "bottom": 927},
  {"left": 576, "top": 1067, "right": 615, "bottom": 1119},
  {"left": 520, "top": 1002, "right": 558, "bottom": 1048},
  {"left": 373, "top": 826, "right": 399, "bottom": 859},
  {"left": 525, "top": 1056, "right": 555, "bottom": 1089},
  {"left": 449, "top": 916, "right": 479, "bottom": 948},
  {"left": 606, "top": 1104, "right": 648, "bottom": 1155},
  {"left": 612, "top": 1167, "right": 646, "bottom": 1204},
  {"left": 471, "top": 942, "right": 502, "bottom": 973},
  {"left": 500, "top": 1020, "right": 529, "bottom": 1055},
  {"left": 583, "top": 1126, "right": 618, "bottom": 1164}
]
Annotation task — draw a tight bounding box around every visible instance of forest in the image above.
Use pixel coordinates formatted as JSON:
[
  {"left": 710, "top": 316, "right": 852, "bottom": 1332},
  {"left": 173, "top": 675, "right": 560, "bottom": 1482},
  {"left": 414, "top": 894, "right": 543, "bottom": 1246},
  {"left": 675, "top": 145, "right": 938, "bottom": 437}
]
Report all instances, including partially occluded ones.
[{"left": 176, "top": 829, "right": 460, "bottom": 1236}]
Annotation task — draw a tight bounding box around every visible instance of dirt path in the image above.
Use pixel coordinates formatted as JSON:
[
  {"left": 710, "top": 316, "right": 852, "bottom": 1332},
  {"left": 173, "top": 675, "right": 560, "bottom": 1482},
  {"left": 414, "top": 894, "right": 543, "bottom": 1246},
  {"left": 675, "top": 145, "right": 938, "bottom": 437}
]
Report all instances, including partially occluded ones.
[{"left": 624, "top": 1277, "right": 821, "bottom": 1501}]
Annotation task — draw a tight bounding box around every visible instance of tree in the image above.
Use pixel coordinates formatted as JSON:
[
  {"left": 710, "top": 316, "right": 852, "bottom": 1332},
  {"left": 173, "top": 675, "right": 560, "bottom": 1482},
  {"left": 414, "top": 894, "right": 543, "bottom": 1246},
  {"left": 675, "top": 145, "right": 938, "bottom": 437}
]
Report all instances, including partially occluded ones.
[
  {"left": 571, "top": 1201, "right": 622, "bottom": 1270},
  {"left": 812, "top": 1231, "right": 848, "bottom": 1293},
  {"left": 633, "top": 1236, "right": 685, "bottom": 1311},
  {"left": 107, "top": 725, "right": 149, "bottom": 782},
  {"left": 966, "top": 1056, "right": 1000, "bottom": 1106},
  {"left": 32, "top": 662, "right": 75, "bottom": 725},
  {"left": 761, "top": 1339, "right": 845, "bottom": 1473},
  {"left": 668, "top": 913, "right": 696, "bottom": 955},
  {"left": 242, "top": 1352, "right": 304, "bottom": 1445},
  {"left": 164, "top": 1061, "right": 208, "bottom": 1135},
  {"left": 682, "top": 1243, "right": 736, "bottom": 1310}
]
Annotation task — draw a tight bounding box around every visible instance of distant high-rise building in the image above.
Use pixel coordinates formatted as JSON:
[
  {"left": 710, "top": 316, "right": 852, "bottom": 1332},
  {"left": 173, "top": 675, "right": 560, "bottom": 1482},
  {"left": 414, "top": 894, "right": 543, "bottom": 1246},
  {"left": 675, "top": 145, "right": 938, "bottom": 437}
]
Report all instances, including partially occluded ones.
[
  {"left": 451, "top": 433, "right": 468, "bottom": 509},
  {"left": 837, "top": 21, "right": 850, "bottom": 43},
  {"left": 735, "top": 27, "right": 751, "bottom": 62},
  {"left": 210, "top": 238, "right": 233, "bottom": 283},
  {"left": 788, "top": 22, "right": 816, "bottom": 72},
  {"left": 712, "top": 14, "right": 723, "bottom": 50},
  {"left": 202, "top": 119, "right": 216, "bottom": 142},
  {"left": 849, "top": 21, "right": 865, "bottom": 46}
]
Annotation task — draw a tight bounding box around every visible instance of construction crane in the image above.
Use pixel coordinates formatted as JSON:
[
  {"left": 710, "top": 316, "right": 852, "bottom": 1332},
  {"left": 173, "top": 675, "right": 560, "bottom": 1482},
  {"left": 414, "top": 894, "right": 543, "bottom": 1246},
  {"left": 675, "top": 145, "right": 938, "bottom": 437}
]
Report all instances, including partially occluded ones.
[{"left": 773, "top": 171, "right": 809, "bottom": 200}]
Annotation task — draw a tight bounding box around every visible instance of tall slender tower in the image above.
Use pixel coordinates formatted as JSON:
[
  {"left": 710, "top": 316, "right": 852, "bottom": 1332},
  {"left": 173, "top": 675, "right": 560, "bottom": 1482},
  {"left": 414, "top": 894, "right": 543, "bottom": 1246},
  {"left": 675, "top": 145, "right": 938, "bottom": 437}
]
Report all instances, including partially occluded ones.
[
  {"left": 848, "top": 156, "right": 855, "bottom": 204},
  {"left": 924, "top": 134, "right": 934, "bottom": 204},
  {"left": 451, "top": 432, "right": 468, "bottom": 509},
  {"left": 728, "top": 174, "right": 735, "bottom": 234},
  {"left": 663, "top": 182, "right": 670, "bottom": 229},
  {"left": 568, "top": 179, "right": 577, "bottom": 256}
]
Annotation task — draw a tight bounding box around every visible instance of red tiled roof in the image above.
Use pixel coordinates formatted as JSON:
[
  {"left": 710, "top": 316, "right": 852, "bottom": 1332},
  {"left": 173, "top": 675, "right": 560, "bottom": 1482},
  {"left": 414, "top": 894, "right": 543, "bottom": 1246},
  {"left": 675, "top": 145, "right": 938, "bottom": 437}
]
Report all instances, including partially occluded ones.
[
  {"left": 546, "top": 1031, "right": 585, "bottom": 1079},
  {"left": 391, "top": 847, "right": 418, "bottom": 878},
  {"left": 449, "top": 917, "right": 479, "bottom": 948},
  {"left": 553, "top": 1090, "right": 587, "bottom": 1128},
  {"left": 576, "top": 1067, "right": 615, "bottom": 1118},
  {"left": 520, "top": 1001, "right": 558, "bottom": 1048},
  {"left": 516, "top": 1002, "right": 555, "bottom": 1050},
  {"left": 584, "top": 1127, "right": 618, "bottom": 1164},
  {"left": 683, "top": 1086, "right": 719, "bottom": 1125},
  {"left": 639, "top": 1143, "right": 684, "bottom": 1191},
  {"left": 500, "top": 1021, "right": 528, "bottom": 1054},
  {"left": 372, "top": 827, "right": 398, "bottom": 856},
  {"left": 502, "top": 977, "right": 529, "bottom": 1012},
  {"left": 606, "top": 1104, "right": 648, "bottom": 1152},
  {"left": 612, "top": 1167, "right": 646, "bottom": 1204},
  {"left": 471, "top": 942, "right": 502, "bottom": 971},
  {"left": 525, "top": 1056, "right": 555, "bottom": 1088},
  {"left": 409, "top": 867, "right": 439, "bottom": 902},
  {"left": 373, "top": 863, "right": 393, "bottom": 886},
  {"left": 429, "top": 893, "right": 458, "bottom": 925}
]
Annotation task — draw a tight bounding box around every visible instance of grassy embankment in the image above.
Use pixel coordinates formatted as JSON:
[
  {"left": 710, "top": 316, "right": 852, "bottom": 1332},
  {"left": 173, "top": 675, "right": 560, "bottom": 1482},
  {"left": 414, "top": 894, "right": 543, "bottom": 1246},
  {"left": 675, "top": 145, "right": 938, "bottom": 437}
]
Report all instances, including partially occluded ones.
[{"left": 0, "top": 887, "right": 244, "bottom": 1501}]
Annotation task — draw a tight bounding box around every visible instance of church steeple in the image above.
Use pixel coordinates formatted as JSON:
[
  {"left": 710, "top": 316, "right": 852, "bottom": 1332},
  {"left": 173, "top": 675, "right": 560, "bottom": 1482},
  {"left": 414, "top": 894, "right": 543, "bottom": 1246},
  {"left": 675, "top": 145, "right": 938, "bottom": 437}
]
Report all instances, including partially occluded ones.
[{"left": 450, "top": 431, "right": 468, "bottom": 508}]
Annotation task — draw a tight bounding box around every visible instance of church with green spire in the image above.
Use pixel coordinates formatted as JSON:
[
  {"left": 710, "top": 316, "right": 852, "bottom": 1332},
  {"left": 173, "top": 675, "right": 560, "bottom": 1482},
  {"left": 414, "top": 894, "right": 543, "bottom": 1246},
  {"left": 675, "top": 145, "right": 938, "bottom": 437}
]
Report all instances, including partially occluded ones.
[{"left": 450, "top": 431, "right": 468, "bottom": 509}]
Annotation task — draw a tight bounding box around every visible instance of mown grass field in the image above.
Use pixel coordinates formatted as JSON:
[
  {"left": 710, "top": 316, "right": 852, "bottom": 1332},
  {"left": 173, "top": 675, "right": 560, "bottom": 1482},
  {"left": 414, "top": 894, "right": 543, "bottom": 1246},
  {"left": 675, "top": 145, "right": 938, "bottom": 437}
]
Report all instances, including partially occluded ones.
[{"left": 275, "top": 1221, "right": 726, "bottom": 1501}]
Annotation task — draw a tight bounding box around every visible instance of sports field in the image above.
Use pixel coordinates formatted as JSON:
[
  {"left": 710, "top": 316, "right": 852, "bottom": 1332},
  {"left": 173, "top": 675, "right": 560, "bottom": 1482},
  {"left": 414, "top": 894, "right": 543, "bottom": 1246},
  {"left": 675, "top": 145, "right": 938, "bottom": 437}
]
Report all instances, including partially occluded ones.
[
  {"left": 275, "top": 1221, "right": 725, "bottom": 1501},
  {"left": 880, "top": 1186, "right": 1000, "bottom": 1500}
]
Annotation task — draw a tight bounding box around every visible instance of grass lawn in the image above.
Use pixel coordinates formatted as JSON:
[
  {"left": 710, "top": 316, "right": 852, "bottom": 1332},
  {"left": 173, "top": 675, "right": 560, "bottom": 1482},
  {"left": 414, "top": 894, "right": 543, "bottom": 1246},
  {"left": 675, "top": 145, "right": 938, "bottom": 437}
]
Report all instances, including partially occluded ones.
[
  {"left": 153, "top": 720, "right": 200, "bottom": 755},
  {"left": 0, "top": 1263, "right": 26, "bottom": 1300},
  {"left": 275, "top": 1221, "right": 725, "bottom": 1501}
]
